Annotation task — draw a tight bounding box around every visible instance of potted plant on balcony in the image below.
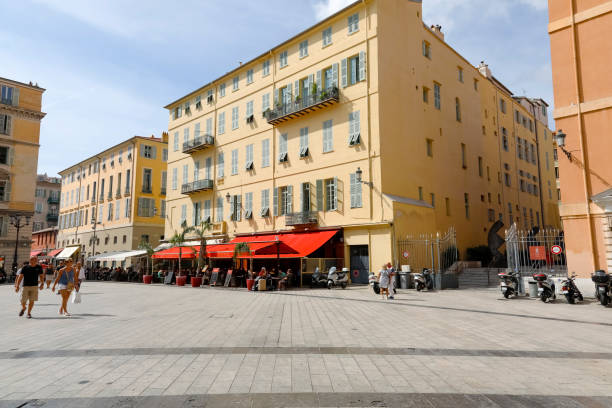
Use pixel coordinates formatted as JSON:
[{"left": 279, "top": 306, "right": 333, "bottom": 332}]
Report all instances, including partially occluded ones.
[
  {"left": 185, "top": 219, "right": 212, "bottom": 287},
  {"left": 311, "top": 82, "right": 318, "bottom": 97},
  {"left": 138, "top": 240, "right": 155, "bottom": 284},
  {"left": 169, "top": 222, "right": 188, "bottom": 286}
]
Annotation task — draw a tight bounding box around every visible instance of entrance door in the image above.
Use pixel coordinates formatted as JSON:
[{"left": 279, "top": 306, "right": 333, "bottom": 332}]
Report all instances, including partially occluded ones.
[{"left": 350, "top": 245, "right": 369, "bottom": 284}]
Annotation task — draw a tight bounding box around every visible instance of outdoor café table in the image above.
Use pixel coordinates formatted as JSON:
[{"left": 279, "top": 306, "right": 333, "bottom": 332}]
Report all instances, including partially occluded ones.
[{"left": 270, "top": 277, "right": 282, "bottom": 290}]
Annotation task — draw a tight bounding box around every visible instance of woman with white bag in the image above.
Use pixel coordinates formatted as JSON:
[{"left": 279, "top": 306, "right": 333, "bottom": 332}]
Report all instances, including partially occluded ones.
[{"left": 52, "top": 258, "right": 77, "bottom": 316}]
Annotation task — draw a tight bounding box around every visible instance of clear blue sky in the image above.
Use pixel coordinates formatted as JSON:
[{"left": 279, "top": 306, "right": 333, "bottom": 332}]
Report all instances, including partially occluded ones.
[{"left": 2, "top": 0, "right": 551, "bottom": 177}]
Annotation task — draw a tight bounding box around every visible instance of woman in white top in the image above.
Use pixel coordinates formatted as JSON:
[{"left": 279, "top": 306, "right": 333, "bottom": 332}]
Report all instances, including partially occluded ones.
[
  {"left": 378, "top": 265, "right": 390, "bottom": 299},
  {"left": 76, "top": 262, "right": 85, "bottom": 292}
]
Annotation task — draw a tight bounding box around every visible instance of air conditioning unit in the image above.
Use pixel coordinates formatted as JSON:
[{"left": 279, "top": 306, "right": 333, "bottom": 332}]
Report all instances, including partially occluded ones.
[{"left": 244, "top": 210, "right": 252, "bottom": 219}]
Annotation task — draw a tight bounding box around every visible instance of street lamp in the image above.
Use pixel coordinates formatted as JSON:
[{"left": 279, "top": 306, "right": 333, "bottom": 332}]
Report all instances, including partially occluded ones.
[
  {"left": 10, "top": 214, "right": 30, "bottom": 272},
  {"left": 555, "top": 129, "right": 573, "bottom": 162},
  {"left": 225, "top": 192, "right": 231, "bottom": 203},
  {"left": 355, "top": 167, "right": 373, "bottom": 187},
  {"left": 90, "top": 217, "right": 102, "bottom": 265}
]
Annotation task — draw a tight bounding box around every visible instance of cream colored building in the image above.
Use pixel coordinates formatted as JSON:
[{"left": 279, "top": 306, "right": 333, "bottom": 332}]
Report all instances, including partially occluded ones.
[
  {"left": 57, "top": 135, "right": 168, "bottom": 266},
  {"left": 163, "top": 0, "right": 559, "bottom": 280},
  {"left": 0, "top": 77, "right": 45, "bottom": 271},
  {"left": 33, "top": 173, "right": 61, "bottom": 232}
]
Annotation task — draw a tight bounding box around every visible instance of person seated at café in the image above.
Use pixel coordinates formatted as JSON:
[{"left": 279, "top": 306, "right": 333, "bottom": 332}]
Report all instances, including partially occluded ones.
[
  {"left": 254, "top": 267, "right": 267, "bottom": 291},
  {"left": 278, "top": 270, "right": 288, "bottom": 290},
  {"left": 286, "top": 268, "right": 294, "bottom": 289}
]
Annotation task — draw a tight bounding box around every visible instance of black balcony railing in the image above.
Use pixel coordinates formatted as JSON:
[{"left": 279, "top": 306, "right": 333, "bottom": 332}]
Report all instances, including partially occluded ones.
[
  {"left": 265, "top": 86, "right": 339, "bottom": 125},
  {"left": 141, "top": 187, "right": 152, "bottom": 194},
  {"left": 181, "top": 179, "right": 214, "bottom": 195},
  {"left": 47, "top": 196, "right": 60, "bottom": 205},
  {"left": 285, "top": 211, "right": 318, "bottom": 226},
  {"left": 182, "top": 135, "right": 215, "bottom": 154},
  {"left": 46, "top": 213, "right": 58, "bottom": 222}
]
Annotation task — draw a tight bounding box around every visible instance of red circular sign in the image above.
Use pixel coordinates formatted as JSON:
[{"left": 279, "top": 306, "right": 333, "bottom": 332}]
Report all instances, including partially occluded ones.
[
  {"left": 352, "top": 270, "right": 359, "bottom": 277},
  {"left": 551, "top": 245, "right": 562, "bottom": 255},
  {"left": 402, "top": 251, "right": 409, "bottom": 258}
]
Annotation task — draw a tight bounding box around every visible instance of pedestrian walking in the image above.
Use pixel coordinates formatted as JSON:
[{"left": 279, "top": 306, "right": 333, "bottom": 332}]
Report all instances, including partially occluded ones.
[
  {"left": 379, "top": 264, "right": 390, "bottom": 300},
  {"left": 387, "top": 262, "right": 396, "bottom": 300},
  {"left": 45, "top": 265, "right": 55, "bottom": 289},
  {"left": 14, "top": 256, "right": 44, "bottom": 318},
  {"left": 75, "top": 262, "right": 85, "bottom": 292},
  {"left": 52, "top": 258, "right": 77, "bottom": 316}
]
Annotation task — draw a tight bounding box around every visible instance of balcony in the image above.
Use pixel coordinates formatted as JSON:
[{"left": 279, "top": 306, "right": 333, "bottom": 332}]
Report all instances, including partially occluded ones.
[
  {"left": 182, "top": 135, "right": 215, "bottom": 154},
  {"left": 124, "top": 188, "right": 131, "bottom": 197},
  {"left": 115, "top": 191, "right": 122, "bottom": 199},
  {"left": 47, "top": 196, "right": 60, "bottom": 205},
  {"left": 285, "top": 211, "right": 318, "bottom": 226},
  {"left": 181, "top": 179, "right": 213, "bottom": 195},
  {"left": 46, "top": 213, "right": 58, "bottom": 222},
  {"left": 265, "top": 86, "right": 339, "bottom": 126}
]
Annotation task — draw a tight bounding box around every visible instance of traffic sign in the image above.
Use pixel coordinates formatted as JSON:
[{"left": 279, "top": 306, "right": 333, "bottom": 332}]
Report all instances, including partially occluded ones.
[
  {"left": 551, "top": 245, "right": 563, "bottom": 255},
  {"left": 402, "top": 251, "right": 409, "bottom": 258}
]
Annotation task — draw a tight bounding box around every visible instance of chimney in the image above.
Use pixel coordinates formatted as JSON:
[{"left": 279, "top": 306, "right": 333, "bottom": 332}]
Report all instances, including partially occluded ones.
[
  {"left": 430, "top": 24, "right": 444, "bottom": 41},
  {"left": 478, "top": 61, "right": 492, "bottom": 78}
]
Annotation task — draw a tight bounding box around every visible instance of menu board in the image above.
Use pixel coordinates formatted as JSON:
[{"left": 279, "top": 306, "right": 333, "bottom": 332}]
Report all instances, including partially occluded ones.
[
  {"left": 224, "top": 270, "right": 233, "bottom": 287},
  {"left": 210, "top": 268, "right": 220, "bottom": 286}
]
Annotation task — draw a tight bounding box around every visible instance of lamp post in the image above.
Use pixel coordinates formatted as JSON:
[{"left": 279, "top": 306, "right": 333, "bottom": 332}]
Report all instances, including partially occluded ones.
[
  {"left": 10, "top": 214, "right": 30, "bottom": 273},
  {"left": 90, "top": 218, "right": 101, "bottom": 266},
  {"left": 555, "top": 129, "right": 573, "bottom": 162},
  {"left": 355, "top": 167, "right": 373, "bottom": 187}
]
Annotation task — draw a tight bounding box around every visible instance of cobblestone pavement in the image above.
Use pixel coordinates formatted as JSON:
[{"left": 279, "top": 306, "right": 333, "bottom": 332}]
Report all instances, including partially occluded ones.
[{"left": 1, "top": 282, "right": 612, "bottom": 407}]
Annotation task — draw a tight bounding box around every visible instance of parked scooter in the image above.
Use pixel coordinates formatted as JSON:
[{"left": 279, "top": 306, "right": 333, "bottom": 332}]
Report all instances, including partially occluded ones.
[
  {"left": 369, "top": 272, "right": 380, "bottom": 294},
  {"left": 592, "top": 270, "right": 611, "bottom": 306},
  {"left": 414, "top": 268, "right": 433, "bottom": 291},
  {"left": 560, "top": 273, "right": 583, "bottom": 304},
  {"left": 533, "top": 272, "right": 556, "bottom": 302},
  {"left": 310, "top": 267, "right": 328, "bottom": 288},
  {"left": 327, "top": 267, "right": 348, "bottom": 289},
  {"left": 497, "top": 270, "right": 520, "bottom": 299}
]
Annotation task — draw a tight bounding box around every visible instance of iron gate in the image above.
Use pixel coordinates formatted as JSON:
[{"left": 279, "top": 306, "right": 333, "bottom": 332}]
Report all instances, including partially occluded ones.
[
  {"left": 396, "top": 227, "right": 458, "bottom": 288},
  {"left": 505, "top": 223, "right": 567, "bottom": 278}
]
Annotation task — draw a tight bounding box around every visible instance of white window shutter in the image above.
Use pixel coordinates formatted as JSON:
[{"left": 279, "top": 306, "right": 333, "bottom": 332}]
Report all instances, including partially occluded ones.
[
  {"left": 12, "top": 88, "right": 19, "bottom": 106},
  {"left": 287, "top": 185, "right": 293, "bottom": 213},
  {"left": 229, "top": 196, "right": 235, "bottom": 221},
  {"left": 341, "top": 59, "right": 348, "bottom": 88},
  {"left": 348, "top": 112, "right": 354, "bottom": 142},
  {"left": 316, "top": 70, "right": 322, "bottom": 91},
  {"left": 332, "top": 63, "right": 339, "bottom": 87},
  {"left": 5, "top": 116, "right": 11, "bottom": 134},
  {"left": 350, "top": 174, "right": 356, "bottom": 208},
  {"left": 294, "top": 80, "right": 299, "bottom": 98},
  {"left": 359, "top": 51, "right": 366, "bottom": 81},
  {"left": 309, "top": 74, "right": 315, "bottom": 93},
  {"left": 4, "top": 180, "right": 10, "bottom": 202},
  {"left": 151, "top": 146, "right": 157, "bottom": 159},
  {"left": 274, "top": 88, "right": 279, "bottom": 106},
  {"left": 273, "top": 187, "right": 279, "bottom": 216},
  {"left": 287, "top": 83, "right": 292, "bottom": 102},
  {"left": 333, "top": 177, "right": 338, "bottom": 210},
  {"left": 354, "top": 111, "right": 360, "bottom": 137},
  {"left": 236, "top": 195, "right": 242, "bottom": 221}
]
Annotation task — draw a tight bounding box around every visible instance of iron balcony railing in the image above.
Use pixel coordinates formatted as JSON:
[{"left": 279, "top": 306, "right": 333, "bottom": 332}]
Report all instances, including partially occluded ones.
[
  {"left": 181, "top": 179, "right": 213, "bottom": 195},
  {"left": 265, "top": 86, "right": 339, "bottom": 125},
  {"left": 47, "top": 196, "right": 60, "bottom": 205},
  {"left": 46, "top": 213, "right": 58, "bottom": 222},
  {"left": 285, "top": 211, "right": 318, "bottom": 226},
  {"left": 182, "top": 135, "right": 215, "bottom": 154}
]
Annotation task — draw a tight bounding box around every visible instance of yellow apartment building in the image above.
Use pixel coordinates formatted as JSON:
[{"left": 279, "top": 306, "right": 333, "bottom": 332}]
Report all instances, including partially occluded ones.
[
  {"left": 163, "top": 0, "right": 559, "bottom": 281},
  {"left": 57, "top": 135, "right": 168, "bottom": 266},
  {"left": 0, "top": 77, "right": 45, "bottom": 271}
]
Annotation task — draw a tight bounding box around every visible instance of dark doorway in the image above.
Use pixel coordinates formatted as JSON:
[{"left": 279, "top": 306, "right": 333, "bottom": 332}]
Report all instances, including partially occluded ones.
[{"left": 350, "top": 245, "right": 369, "bottom": 284}]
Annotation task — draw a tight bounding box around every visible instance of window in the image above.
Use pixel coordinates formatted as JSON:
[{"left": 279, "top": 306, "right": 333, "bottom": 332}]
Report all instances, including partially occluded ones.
[
  {"left": 35, "top": 202, "right": 42, "bottom": 213},
  {"left": 203, "top": 200, "right": 210, "bottom": 222},
  {"left": 230, "top": 195, "right": 241, "bottom": 221},
  {"left": 542, "top": 105, "right": 547, "bottom": 116},
  {"left": 426, "top": 139, "right": 433, "bottom": 157},
  {"left": 348, "top": 111, "right": 360, "bottom": 145},
  {"left": 445, "top": 198, "right": 450, "bottom": 216},
  {"left": 279, "top": 133, "right": 288, "bottom": 162},
  {"left": 422, "top": 40, "right": 431, "bottom": 58},
  {"left": 216, "top": 197, "right": 224, "bottom": 222},
  {"left": 181, "top": 165, "right": 188, "bottom": 187},
  {"left": 545, "top": 152, "right": 550, "bottom": 170},
  {"left": 245, "top": 144, "right": 254, "bottom": 170},
  {"left": 108, "top": 203, "right": 113, "bottom": 221},
  {"left": 206, "top": 118, "right": 213, "bottom": 135},
  {"left": 262, "top": 93, "right": 270, "bottom": 113},
  {"left": 1, "top": 85, "right": 17, "bottom": 106},
  {"left": 517, "top": 138, "right": 524, "bottom": 160},
  {"left": 458, "top": 67, "right": 463, "bottom": 82},
  {"left": 502, "top": 129, "right": 508, "bottom": 151},
  {"left": 279, "top": 51, "right": 288, "bottom": 68},
  {"left": 218, "top": 112, "right": 225, "bottom": 134},
  {"left": 173, "top": 106, "right": 182, "bottom": 120},
  {"left": 323, "top": 120, "right": 333, "bottom": 152},
  {"left": 142, "top": 169, "right": 152, "bottom": 193},
  {"left": 350, "top": 173, "right": 362, "bottom": 208},
  {"left": 246, "top": 69, "right": 253, "bottom": 84},
  {"left": 220, "top": 83, "right": 226, "bottom": 97},
  {"left": 418, "top": 186, "right": 423, "bottom": 201},
  {"left": 262, "top": 139, "right": 270, "bottom": 167},
  {"left": 231, "top": 149, "right": 238, "bottom": 175},
  {"left": 299, "top": 40, "right": 308, "bottom": 58},
  {"left": 193, "top": 161, "right": 200, "bottom": 181},
  {"left": 430, "top": 193, "right": 435, "bottom": 207},
  {"left": 461, "top": 143, "right": 467, "bottom": 169},
  {"left": 530, "top": 144, "right": 537, "bottom": 164},
  {"left": 433, "top": 83, "right": 441, "bottom": 110},
  {"left": 504, "top": 173, "right": 511, "bottom": 187},
  {"left": 0, "top": 115, "right": 11, "bottom": 135},
  {"left": 193, "top": 201, "right": 201, "bottom": 225},
  {"left": 232, "top": 76, "right": 239, "bottom": 91},
  {"left": 455, "top": 98, "right": 461, "bottom": 122},
  {"left": 499, "top": 98, "right": 506, "bottom": 113},
  {"left": 348, "top": 54, "right": 362, "bottom": 85},
  {"left": 348, "top": 13, "right": 359, "bottom": 34},
  {"left": 231, "top": 107, "right": 239, "bottom": 130},
  {"left": 162, "top": 148, "right": 168, "bottom": 162},
  {"left": 205, "top": 157, "right": 212, "bottom": 180},
  {"left": 464, "top": 193, "right": 470, "bottom": 219},
  {"left": 322, "top": 27, "right": 332, "bottom": 46},
  {"left": 218, "top": 152, "right": 224, "bottom": 178},
  {"left": 161, "top": 171, "right": 167, "bottom": 194},
  {"left": 243, "top": 192, "right": 253, "bottom": 219},
  {"left": 262, "top": 60, "right": 270, "bottom": 77},
  {"left": 478, "top": 157, "right": 483, "bottom": 177},
  {"left": 261, "top": 189, "right": 270, "bottom": 216},
  {"left": 422, "top": 87, "right": 429, "bottom": 103},
  {"left": 0, "top": 146, "right": 10, "bottom": 164},
  {"left": 180, "top": 204, "right": 187, "bottom": 224},
  {"left": 473, "top": 79, "right": 478, "bottom": 91},
  {"left": 246, "top": 101, "right": 254, "bottom": 121},
  {"left": 183, "top": 128, "right": 189, "bottom": 146},
  {"left": 194, "top": 122, "right": 201, "bottom": 137},
  {"left": 299, "top": 127, "right": 309, "bottom": 157},
  {"left": 325, "top": 178, "right": 337, "bottom": 211}
]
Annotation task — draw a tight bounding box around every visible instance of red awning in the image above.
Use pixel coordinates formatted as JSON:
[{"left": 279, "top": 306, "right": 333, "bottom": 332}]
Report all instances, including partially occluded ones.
[
  {"left": 152, "top": 246, "right": 198, "bottom": 259},
  {"left": 207, "top": 230, "right": 339, "bottom": 259},
  {"left": 30, "top": 250, "right": 44, "bottom": 257},
  {"left": 47, "top": 248, "right": 64, "bottom": 258}
]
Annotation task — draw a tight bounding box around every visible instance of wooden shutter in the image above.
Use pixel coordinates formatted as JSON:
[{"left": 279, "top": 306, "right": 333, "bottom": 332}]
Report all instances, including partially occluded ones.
[
  {"left": 332, "top": 63, "right": 339, "bottom": 87},
  {"left": 341, "top": 59, "right": 348, "bottom": 88},
  {"left": 151, "top": 146, "right": 157, "bottom": 159},
  {"left": 273, "top": 187, "right": 279, "bottom": 216},
  {"left": 334, "top": 177, "right": 341, "bottom": 212},
  {"left": 12, "top": 88, "right": 19, "bottom": 106},
  {"left": 5, "top": 116, "right": 10, "bottom": 135},
  {"left": 316, "top": 180, "right": 323, "bottom": 211},
  {"left": 287, "top": 185, "right": 293, "bottom": 214},
  {"left": 316, "top": 70, "right": 322, "bottom": 91},
  {"left": 359, "top": 51, "right": 366, "bottom": 82},
  {"left": 236, "top": 195, "right": 242, "bottom": 221}
]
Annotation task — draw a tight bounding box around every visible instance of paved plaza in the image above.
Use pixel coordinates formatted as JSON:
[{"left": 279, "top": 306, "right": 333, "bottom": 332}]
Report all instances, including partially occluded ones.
[{"left": 2, "top": 282, "right": 612, "bottom": 407}]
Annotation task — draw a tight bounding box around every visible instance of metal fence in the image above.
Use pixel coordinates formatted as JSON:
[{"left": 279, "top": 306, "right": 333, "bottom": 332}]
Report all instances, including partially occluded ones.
[
  {"left": 396, "top": 227, "right": 458, "bottom": 289},
  {"left": 505, "top": 223, "right": 567, "bottom": 278}
]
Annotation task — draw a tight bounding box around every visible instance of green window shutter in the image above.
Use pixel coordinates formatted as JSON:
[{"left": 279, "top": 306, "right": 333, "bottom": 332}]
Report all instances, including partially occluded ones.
[
  {"left": 350, "top": 174, "right": 356, "bottom": 208},
  {"left": 287, "top": 83, "right": 292, "bottom": 103},
  {"left": 151, "top": 146, "right": 157, "bottom": 160},
  {"left": 274, "top": 88, "right": 279, "bottom": 106},
  {"left": 273, "top": 187, "right": 279, "bottom": 216},
  {"left": 316, "top": 180, "right": 323, "bottom": 211},
  {"left": 359, "top": 51, "right": 366, "bottom": 82},
  {"left": 0, "top": 115, "right": 4, "bottom": 131},
  {"left": 8, "top": 147, "right": 14, "bottom": 166},
  {"left": 332, "top": 63, "right": 339, "bottom": 87},
  {"left": 12, "top": 88, "right": 19, "bottom": 106},
  {"left": 308, "top": 74, "right": 315, "bottom": 93},
  {"left": 316, "top": 70, "right": 322, "bottom": 91},
  {"left": 236, "top": 195, "right": 242, "bottom": 221},
  {"left": 4, "top": 180, "right": 10, "bottom": 202},
  {"left": 287, "top": 185, "right": 293, "bottom": 214},
  {"left": 341, "top": 58, "right": 348, "bottom": 88},
  {"left": 348, "top": 112, "right": 354, "bottom": 143},
  {"left": 230, "top": 196, "right": 235, "bottom": 221}
]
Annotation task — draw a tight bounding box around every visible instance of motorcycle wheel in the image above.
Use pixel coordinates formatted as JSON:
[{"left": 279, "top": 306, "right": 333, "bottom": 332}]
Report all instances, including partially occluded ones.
[
  {"left": 327, "top": 281, "right": 333, "bottom": 290},
  {"left": 578, "top": 294, "right": 584, "bottom": 301},
  {"left": 416, "top": 284, "right": 422, "bottom": 292},
  {"left": 373, "top": 286, "right": 380, "bottom": 295},
  {"left": 540, "top": 293, "right": 548, "bottom": 302},
  {"left": 601, "top": 294, "right": 610, "bottom": 306},
  {"left": 566, "top": 294, "right": 575, "bottom": 304},
  {"left": 341, "top": 282, "right": 347, "bottom": 289},
  {"left": 503, "top": 289, "right": 510, "bottom": 299}
]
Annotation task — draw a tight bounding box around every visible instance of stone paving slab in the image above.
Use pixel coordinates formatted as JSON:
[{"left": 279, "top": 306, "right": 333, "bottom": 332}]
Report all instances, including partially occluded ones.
[{"left": 2, "top": 282, "right": 612, "bottom": 406}]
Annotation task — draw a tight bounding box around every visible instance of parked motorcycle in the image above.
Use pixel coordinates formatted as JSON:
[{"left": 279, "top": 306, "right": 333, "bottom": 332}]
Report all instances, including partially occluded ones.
[
  {"left": 533, "top": 272, "right": 556, "bottom": 302},
  {"left": 560, "top": 273, "right": 583, "bottom": 304},
  {"left": 369, "top": 272, "right": 380, "bottom": 294},
  {"left": 414, "top": 268, "right": 433, "bottom": 291},
  {"left": 310, "top": 267, "right": 328, "bottom": 288},
  {"left": 592, "top": 270, "right": 611, "bottom": 306},
  {"left": 498, "top": 270, "right": 520, "bottom": 299},
  {"left": 327, "top": 267, "right": 348, "bottom": 289}
]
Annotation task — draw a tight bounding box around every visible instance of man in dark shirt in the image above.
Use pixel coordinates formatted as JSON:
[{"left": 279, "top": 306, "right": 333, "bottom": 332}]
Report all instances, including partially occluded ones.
[{"left": 15, "top": 256, "right": 43, "bottom": 318}]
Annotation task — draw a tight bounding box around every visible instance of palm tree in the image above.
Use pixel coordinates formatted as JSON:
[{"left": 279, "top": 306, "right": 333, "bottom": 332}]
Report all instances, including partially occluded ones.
[
  {"left": 185, "top": 219, "right": 212, "bottom": 274},
  {"left": 169, "top": 222, "right": 188, "bottom": 276},
  {"left": 233, "top": 242, "right": 251, "bottom": 270},
  {"left": 138, "top": 240, "right": 155, "bottom": 276}
]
